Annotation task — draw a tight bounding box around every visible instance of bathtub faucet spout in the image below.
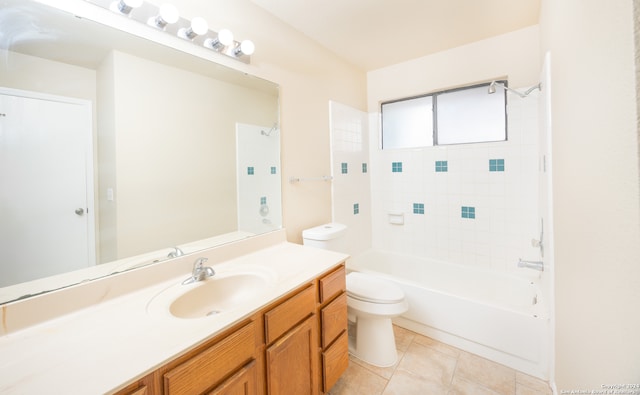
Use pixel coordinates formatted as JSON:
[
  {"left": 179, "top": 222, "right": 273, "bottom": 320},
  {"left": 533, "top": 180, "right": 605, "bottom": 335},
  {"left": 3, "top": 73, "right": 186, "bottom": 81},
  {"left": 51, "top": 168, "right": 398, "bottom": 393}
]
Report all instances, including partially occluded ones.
[{"left": 518, "top": 258, "right": 544, "bottom": 272}]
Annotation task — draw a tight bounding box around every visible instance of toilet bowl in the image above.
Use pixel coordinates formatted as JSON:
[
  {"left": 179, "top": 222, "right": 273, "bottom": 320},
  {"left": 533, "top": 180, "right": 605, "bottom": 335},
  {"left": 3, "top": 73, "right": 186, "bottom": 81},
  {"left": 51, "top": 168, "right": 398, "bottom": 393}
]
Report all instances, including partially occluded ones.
[
  {"left": 346, "top": 272, "right": 408, "bottom": 367},
  {"left": 301, "top": 223, "right": 409, "bottom": 367}
]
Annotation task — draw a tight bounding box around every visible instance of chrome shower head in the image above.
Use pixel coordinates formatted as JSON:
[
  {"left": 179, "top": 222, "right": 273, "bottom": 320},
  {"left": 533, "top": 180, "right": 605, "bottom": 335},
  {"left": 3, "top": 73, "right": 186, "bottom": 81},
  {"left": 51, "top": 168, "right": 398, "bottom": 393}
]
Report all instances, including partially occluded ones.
[
  {"left": 488, "top": 81, "right": 498, "bottom": 94},
  {"left": 487, "top": 80, "right": 541, "bottom": 98}
]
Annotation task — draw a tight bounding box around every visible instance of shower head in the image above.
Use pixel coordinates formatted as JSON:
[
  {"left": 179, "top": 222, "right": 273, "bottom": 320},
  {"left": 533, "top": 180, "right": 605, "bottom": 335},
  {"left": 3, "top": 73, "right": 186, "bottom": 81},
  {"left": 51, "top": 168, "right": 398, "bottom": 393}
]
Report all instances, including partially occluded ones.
[
  {"left": 261, "top": 123, "right": 278, "bottom": 136},
  {"left": 488, "top": 80, "right": 498, "bottom": 94},
  {"left": 488, "top": 80, "right": 541, "bottom": 98}
]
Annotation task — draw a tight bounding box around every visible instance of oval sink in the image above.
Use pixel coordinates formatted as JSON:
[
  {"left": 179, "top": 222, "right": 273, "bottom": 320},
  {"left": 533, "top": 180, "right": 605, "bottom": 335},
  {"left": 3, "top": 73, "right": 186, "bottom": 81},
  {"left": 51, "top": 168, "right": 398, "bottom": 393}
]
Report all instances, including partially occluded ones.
[{"left": 169, "top": 273, "right": 268, "bottom": 319}]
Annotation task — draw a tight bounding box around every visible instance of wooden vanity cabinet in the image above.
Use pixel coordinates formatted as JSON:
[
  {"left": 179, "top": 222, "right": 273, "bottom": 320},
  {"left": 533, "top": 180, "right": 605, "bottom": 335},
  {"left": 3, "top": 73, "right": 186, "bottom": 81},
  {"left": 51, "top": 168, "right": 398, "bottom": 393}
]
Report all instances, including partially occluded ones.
[
  {"left": 317, "top": 266, "right": 348, "bottom": 393},
  {"left": 112, "top": 263, "right": 348, "bottom": 395},
  {"left": 264, "top": 284, "right": 318, "bottom": 395},
  {"left": 158, "top": 318, "right": 262, "bottom": 395},
  {"left": 113, "top": 373, "right": 157, "bottom": 395}
]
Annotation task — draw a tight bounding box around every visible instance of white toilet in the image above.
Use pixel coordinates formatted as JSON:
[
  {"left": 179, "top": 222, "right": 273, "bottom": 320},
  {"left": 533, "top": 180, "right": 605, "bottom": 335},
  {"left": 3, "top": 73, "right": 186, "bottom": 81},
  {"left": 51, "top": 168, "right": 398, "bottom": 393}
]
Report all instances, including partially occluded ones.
[{"left": 302, "top": 223, "right": 409, "bottom": 367}]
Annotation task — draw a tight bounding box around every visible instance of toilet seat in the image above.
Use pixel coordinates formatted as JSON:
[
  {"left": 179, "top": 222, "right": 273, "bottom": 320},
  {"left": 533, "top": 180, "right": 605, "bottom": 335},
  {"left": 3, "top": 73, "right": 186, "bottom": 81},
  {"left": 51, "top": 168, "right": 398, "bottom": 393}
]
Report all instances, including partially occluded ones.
[{"left": 346, "top": 272, "right": 405, "bottom": 304}]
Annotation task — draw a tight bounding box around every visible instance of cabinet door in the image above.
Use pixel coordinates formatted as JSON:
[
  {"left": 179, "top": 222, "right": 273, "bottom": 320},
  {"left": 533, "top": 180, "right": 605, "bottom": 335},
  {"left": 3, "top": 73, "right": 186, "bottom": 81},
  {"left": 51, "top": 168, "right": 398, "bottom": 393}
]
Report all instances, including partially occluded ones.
[
  {"left": 266, "top": 316, "right": 318, "bottom": 395},
  {"left": 207, "top": 360, "right": 257, "bottom": 395}
]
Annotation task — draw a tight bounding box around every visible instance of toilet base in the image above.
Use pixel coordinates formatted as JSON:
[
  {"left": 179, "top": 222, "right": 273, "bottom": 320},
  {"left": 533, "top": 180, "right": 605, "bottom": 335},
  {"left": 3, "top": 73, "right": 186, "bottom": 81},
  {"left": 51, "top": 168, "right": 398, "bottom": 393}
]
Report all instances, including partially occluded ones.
[{"left": 348, "top": 315, "right": 398, "bottom": 367}]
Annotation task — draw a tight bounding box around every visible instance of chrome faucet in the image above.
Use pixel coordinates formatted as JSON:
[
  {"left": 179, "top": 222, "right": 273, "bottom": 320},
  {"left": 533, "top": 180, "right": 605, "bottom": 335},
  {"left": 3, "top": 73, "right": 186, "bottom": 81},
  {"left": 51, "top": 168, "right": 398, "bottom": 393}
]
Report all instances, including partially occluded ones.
[
  {"left": 183, "top": 257, "right": 215, "bottom": 284},
  {"left": 518, "top": 258, "right": 544, "bottom": 272},
  {"left": 167, "top": 247, "right": 185, "bottom": 258}
]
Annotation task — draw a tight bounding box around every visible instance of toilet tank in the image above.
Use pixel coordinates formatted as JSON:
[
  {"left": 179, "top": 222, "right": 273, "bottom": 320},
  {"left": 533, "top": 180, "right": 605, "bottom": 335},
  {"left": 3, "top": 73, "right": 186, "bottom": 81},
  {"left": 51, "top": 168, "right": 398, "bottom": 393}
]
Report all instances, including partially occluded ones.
[{"left": 302, "top": 223, "right": 348, "bottom": 252}]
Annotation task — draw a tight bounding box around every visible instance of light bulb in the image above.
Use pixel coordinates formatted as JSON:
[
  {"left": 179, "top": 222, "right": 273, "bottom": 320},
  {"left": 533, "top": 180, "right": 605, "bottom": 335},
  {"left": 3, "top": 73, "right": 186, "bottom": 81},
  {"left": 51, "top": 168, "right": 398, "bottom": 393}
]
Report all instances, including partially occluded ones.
[
  {"left": 217, "top": 29, "right": 234, "bottom": 46},
  {"left": 205, "top": 29, "right": 234, "bottom": 50},
  {"left": 116, "top": 0, "right": 143, "bottom": 14},
  {"left": 149, "top": 4, "right": 179, "bottom": 28},
  {"left": 234, "top": 40, "right": 255, "bottom": 56},
  {"left": 190, "top": 17, "right": 209, "bottom": 36},
  {"left": 178, "top": 17, "right": 209, "bottom": 40}
]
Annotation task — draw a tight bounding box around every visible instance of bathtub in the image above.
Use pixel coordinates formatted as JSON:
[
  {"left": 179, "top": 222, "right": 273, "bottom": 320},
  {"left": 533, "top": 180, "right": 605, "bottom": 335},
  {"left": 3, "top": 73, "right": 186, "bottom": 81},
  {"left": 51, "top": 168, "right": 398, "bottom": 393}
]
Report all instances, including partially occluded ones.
[{"left": 347, "top": 249, "right": 549, "bottom": 379}]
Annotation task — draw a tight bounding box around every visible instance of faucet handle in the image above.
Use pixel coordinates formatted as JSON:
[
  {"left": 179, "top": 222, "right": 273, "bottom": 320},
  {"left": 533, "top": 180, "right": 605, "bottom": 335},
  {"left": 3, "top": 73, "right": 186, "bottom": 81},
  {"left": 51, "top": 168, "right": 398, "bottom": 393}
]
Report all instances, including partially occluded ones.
[{"left": 194, "top": 257, "right": 208, "bottom": 269}]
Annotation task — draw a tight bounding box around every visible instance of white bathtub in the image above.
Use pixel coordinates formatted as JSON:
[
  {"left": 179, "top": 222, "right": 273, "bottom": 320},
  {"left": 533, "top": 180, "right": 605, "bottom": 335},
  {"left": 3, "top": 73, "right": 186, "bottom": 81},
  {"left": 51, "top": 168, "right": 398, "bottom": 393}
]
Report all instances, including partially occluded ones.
[{"left": 347, "top": 249, "right": 549, "bottom": 379}]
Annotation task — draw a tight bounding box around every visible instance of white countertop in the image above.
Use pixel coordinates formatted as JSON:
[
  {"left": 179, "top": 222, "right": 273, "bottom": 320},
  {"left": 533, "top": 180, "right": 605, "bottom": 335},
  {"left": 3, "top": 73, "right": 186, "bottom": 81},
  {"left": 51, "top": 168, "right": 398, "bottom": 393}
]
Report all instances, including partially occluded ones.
[{"left": 0, "top": 231, "right": 348, "bottom": 394}]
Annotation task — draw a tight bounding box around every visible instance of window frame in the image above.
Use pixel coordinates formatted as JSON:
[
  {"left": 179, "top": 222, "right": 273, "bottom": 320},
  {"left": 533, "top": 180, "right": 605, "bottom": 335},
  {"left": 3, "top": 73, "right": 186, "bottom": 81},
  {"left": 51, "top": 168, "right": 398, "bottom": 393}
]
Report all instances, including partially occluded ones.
[{"left": 380, "top": 81, "right": 508, "bottom": 149}]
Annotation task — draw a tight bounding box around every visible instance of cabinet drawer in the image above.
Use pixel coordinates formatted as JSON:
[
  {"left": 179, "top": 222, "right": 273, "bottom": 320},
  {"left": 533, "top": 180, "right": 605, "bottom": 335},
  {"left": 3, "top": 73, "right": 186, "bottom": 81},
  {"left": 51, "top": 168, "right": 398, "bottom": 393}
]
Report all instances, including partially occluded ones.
[
  {"left": 264, "top": 284, "right": 315, "bottom": 344},
  {"left": 318, "top": 265, "right": 346, "bottom": 304},
  {"left": 164, "top": 321, "right": 256, "bottom": 395},
  {"left": 321, "top": 292, "right": 347, "bottom": 348},
  {"left": 322, "top": 330, "right": 349, "bottom": 392}
]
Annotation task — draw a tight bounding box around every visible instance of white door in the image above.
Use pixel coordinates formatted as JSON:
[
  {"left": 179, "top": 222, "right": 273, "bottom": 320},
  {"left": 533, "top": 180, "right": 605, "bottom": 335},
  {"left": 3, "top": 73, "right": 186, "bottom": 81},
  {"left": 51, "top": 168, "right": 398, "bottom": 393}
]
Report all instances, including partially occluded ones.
[{"left": 0, "top": 88, "right": 94, "bottom": 287}]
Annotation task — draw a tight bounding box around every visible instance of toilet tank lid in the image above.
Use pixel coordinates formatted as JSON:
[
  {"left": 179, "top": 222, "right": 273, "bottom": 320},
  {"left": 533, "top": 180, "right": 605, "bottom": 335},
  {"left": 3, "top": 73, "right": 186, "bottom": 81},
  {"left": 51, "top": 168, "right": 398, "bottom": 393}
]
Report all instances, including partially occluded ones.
[{"left": 302, "top": 223, "right": 347, "bottom": 241}]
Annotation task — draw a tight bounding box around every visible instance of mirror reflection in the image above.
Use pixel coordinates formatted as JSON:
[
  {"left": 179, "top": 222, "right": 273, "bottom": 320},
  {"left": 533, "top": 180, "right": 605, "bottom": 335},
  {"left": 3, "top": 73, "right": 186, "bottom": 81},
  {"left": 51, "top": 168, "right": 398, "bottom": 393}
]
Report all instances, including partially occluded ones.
[{"left": 0, "top": 0, "right": 281, "bottom": 304}]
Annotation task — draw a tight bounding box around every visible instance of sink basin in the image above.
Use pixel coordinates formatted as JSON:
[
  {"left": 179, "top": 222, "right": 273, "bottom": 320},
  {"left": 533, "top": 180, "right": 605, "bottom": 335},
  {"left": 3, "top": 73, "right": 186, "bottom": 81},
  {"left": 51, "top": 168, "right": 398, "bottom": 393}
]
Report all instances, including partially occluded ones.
[
  {"left": 147, "top": 265, "right": 277, "bottom": 319},
  {"left": 170, "top": 273, "right": 268, "bottom": 319}
]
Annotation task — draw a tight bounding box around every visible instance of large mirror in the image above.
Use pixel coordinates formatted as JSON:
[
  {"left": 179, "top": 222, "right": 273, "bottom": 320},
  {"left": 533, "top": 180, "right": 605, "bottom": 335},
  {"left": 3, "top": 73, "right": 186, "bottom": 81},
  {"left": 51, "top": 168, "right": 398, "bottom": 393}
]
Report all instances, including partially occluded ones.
[{"left": 0, "top": 0, "right": 281, "bottom": 304}]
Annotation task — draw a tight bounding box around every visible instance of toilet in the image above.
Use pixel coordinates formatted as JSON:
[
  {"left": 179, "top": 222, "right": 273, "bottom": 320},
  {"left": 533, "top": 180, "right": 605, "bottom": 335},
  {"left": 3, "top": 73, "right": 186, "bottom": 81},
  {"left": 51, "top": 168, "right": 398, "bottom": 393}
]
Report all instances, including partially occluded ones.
[{"left": 302, "top": 223, "right": 409, "bottom": 367}]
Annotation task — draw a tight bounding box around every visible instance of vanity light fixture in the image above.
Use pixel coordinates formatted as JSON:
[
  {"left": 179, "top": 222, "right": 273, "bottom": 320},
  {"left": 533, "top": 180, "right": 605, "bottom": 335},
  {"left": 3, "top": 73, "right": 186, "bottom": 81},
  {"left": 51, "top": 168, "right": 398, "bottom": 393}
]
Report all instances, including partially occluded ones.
[
  {"left": 204, "top": 29, "right": 234, "bottom": 50},
  {"left": 178, "top": 16, "right": 208, "bottom": 40},
  {"left": 112, "top": 0, "right": 143, "bottom": 15},
  {"left": 234, "top": 40, "right": 255, "bottom": 56},
  {"left": 87, "top": 0, "right": 255, "bottom": 63},
  {"left": 148, "top": 4, "right": 179, "bottom": 29}
]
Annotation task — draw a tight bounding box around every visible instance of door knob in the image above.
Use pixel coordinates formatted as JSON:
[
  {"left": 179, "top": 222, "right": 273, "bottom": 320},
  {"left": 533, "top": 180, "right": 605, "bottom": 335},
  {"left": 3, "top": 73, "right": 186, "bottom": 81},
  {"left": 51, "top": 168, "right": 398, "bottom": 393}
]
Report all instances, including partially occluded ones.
[{"left": 75, "top": 208, "right": 85, "bottom": 216}]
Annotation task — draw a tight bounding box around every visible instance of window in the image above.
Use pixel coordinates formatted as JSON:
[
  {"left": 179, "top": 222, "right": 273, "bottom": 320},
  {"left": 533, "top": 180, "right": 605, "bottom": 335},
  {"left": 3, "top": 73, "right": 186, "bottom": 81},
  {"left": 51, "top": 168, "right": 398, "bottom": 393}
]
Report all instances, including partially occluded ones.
[
  {"left": 381, "top": 95, "right": 433, "bottom": 149},
  {"left": 381, "top": 82, "right": 507, "bottom": 149}
]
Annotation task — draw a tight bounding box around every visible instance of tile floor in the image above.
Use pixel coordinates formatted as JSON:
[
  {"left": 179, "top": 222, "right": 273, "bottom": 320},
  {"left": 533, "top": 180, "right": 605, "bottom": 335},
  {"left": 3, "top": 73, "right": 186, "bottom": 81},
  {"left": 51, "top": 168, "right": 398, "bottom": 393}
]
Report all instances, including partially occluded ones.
[{"left": 329, "top": 325, "right": 552, "bottom": 395}]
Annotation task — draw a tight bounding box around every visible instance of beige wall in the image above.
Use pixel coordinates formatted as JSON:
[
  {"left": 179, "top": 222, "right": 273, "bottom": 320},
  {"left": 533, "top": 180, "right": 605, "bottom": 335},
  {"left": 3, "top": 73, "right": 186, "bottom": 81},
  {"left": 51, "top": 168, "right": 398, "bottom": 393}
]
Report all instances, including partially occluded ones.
[
  {"left": 149, "top": 0, "right": 368, "bottom": 243},
  {"left": 540, "top": 0, "right": 640, "bottom": 389},
  {"left": 367, "top": 26, "right": 541, "bottom": 111}
]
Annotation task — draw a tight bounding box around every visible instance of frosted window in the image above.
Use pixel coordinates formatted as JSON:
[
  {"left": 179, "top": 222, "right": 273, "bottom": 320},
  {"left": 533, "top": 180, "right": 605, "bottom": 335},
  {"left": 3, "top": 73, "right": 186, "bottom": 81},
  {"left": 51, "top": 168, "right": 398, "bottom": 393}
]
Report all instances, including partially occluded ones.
[
  {"left": 437, "top": 85, "right": 506, "bottom": 144},
  {"left": 381, "top": 95, "right": 433, "bottom": 149},
  {"left": 380, "top": 82, "right": 507, "bottom": 149}
]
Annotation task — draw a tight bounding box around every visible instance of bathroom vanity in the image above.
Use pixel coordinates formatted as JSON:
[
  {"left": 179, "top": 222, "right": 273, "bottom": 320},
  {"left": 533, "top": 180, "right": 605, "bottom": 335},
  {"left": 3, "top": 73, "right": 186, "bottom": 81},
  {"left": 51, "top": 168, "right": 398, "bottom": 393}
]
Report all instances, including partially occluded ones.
[{"left": 0, "top": 230, "right": 349, "bottom": 394}]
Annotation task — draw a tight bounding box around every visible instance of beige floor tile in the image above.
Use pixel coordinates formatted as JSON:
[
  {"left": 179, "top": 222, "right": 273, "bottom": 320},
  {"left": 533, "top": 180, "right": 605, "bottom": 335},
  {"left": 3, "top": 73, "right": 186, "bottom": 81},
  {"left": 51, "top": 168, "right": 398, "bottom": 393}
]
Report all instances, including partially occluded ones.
[
  {"left": 397, "top": 342, "right": 457, "bottom": 388},
  {"left": 412, "top": 334, "right": 461, "bottom": 358},
  {"left": 449, "top": 375, "right": 503, "bottom": 395},
  {"left": 350, "top": 351, "right": 402, "bottom": 380},
  {"left": 393, "top": 324, "right": 416, "bottom": 352},
  {"left": 454, "top": 351, "right": 516, "bottom": 395},
  {"left": 382, "top": 369, "right": 448, "bottom": 395},
  {"left": 515, "top": 372, "right": 552, "bottom": 395},
  {"left": 329, "top": 361, "right": 388, "bottom": 395},
  {"left": 335, "top": 326, "right": 554, "bottom": 395}
]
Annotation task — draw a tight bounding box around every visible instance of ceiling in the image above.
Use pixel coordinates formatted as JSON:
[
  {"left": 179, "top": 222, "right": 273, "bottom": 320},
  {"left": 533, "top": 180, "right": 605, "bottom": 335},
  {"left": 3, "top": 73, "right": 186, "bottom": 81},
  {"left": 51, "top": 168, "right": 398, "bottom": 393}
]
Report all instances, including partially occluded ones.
[{"left": 251, "top": 0, "right": 540, "bottom": 71}]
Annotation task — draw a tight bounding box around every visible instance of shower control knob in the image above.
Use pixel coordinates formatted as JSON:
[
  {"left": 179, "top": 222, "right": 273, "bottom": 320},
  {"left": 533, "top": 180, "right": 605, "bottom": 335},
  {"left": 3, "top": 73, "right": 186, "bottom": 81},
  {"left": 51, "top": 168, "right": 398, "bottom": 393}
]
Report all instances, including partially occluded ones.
[{"left": 75, "top": 208, "right": 85, "bottom": 216}]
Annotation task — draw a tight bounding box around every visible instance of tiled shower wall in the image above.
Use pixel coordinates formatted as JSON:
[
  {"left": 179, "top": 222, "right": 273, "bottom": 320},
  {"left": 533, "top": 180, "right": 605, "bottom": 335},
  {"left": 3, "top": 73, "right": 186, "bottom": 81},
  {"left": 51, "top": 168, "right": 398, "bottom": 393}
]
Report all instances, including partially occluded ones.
[
  {"left": 331, "top": 93, "right": 541, "bottom": 274},
  {"left": 330, "top": 101, "right": 372, "bottom": 256}
]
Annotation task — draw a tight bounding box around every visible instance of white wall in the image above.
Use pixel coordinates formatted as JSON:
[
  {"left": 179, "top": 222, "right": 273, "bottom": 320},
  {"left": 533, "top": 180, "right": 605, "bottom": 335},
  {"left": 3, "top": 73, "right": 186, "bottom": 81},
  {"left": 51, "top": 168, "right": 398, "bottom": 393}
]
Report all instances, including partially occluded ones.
[
  {"left": 366, "top": 92, "right": 540, "bottom": 275},
  {"left": 365, "top": 27, "right": 542, "bottom": 274},
  {"left": 329, "top": 101, "right": 372, "bottom": 256},
  {"left": 540, "top": 0, "right": 640, "bottom": 389}
]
